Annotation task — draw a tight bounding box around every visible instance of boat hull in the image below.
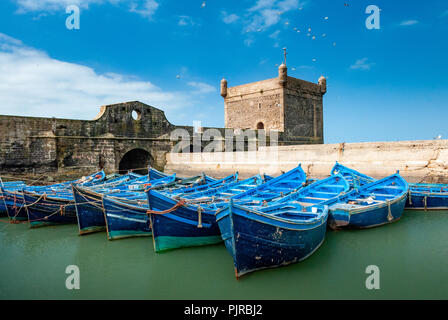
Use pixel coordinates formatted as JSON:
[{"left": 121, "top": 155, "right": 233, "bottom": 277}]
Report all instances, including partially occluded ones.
[
  {"left": 102, "top": 197, "right": 151, "bottom": 240},
  {"left": 216, "top": 204, "right": 328, "bottom": 278},
  {"left": 2, "top": 189, "right": 27, "bottom": 221},
  {"left": 73, "top": 186, "right": 107, "bottom": 235},
  {"left": 329, "top": 193, "right": 407, "bottom": 229},
  {"left": 147, "top": 190, "right": 222, "bottom": 252},
  {"left": 23, "top": 193, "right": 77, "bottom": 227},
  {"left": 406, "top": 191, "right": 448, "bottom": 210}
]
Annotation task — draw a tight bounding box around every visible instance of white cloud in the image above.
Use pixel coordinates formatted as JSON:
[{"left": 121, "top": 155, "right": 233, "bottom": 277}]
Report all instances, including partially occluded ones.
[
  {"left": 245, "top": 0, "right": 301, "bottom": 32},
  {"left": 187, "top": 82, "right": 216, "bottom": 94},
  {"left": 350, "top": 58, "right": 374, "bottom": 71},
  {"left": 13, "top": 0, "right": 159, "bottom": 20},
  {"left": 399, "top": 20, "right": 419, "bottom": 26},
  {"left": 0, "top": 33, "right": 202, "bottom": 120},
  {"left": 178, "top": 15, "right": 195, "bottom": 26},
  {"left": 222, "top": 12, "right": 239, "bottom": 24},
  {"left": 269, "top": 30, "right": 280, "bottom": 39},
  {"left": 129, "top": 0, "right": 159, "bottom": 20}
]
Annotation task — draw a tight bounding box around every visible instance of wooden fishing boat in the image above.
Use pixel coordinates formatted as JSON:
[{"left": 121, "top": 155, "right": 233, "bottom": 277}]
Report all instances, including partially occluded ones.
[
  {"left": 178, "top": 175, "right": 265, "bottom": 207},
  {"left": 326, "top": 173, "right": 409, "bottom": 229},
  {"left": 0, "top": 181, "right": 25, "bottom": 216},
  {"left": 273, "top": 174, "right": 351, "bottom": 206},
  {"left": 406, "top": 183, "right": 448, "bottom": 210},
  {"left": 21, "top": 171, "right": 144, "bottom": 227},
  {"left": 72, "top": 173, "right": 145, "bottom": 235},
  {"left": 145, "top": 167, "right": 313, "bottom": 253},
  {"left": 1, "top": 170, "right": 106, "bottom": 222},
  {"left": 73, "top": 185, "right": 108, "bottom": 234},
  {"left": 331, "top": 162, "right": 447, "bottom": 211},
  {"left": 148, "top": 167, "right": 169, "bottom": 180},
  {"left": 102, "top": 194, "right": 151, "bottom": 240},
  {"left": 165, "top": 173, "right": 238, "bottom": 196},
  {"left": 215, "top": 174, "right": 349, "bottom": 278},
  {"left": 230, "top": 164, "right": 307, "bottom": 206},
  {"left": 331, "top": 162, "right": 375, "bottom": 188},
  {"left": 73, "top": 174, "right": 175, "bottom": 234},
  {"left": 149, "top": 174, "right": 210, "bottom": 193},
  {"left": 1, "top": 187, "right": 27, "bottom": 221},
  {"left": 146, "top": 175, "right": 260, "bottom": 252},
  {"left": 23, "top": 190, "right": 78, "bottom": 227},
  {"left": 216, "top": 200, "right": 329, "bottom": 278}
]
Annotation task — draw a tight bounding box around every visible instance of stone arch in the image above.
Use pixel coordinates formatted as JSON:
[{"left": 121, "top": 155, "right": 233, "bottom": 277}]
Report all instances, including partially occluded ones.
[{"left": 119, "top": 148, "right": 154, "bottom": 175}]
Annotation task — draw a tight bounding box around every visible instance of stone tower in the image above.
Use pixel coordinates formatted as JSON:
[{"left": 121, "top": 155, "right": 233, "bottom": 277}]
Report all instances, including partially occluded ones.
[{"left": 222, "top": 64, "right": 326, "bottom": 143}]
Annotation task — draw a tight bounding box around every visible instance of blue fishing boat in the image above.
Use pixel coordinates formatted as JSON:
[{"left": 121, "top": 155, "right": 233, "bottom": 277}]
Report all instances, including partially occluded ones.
[
  {"left": 1, "top": 181, "right": 25, "bottom": 216},
  {"left": 72, "top": 185, "right": 108, "bottom": 234},
  {"left": 274, "top": 174, "right": 351, "bottom": 206},
  {"left": 102, "top": 194, "right": 151, "bottom": 240},
  {"left": 150, "top": 175, "right": 206, "bottom": 192},
  {"left": 146, "top": 175, "right": 261, "bottom": 252},
  {"left": 330, "top": 162, "right": 447, "bottom": 211},
  {"left": 331, "top": 162, "right": 375, "bottom": 188},
  {"left": 326, "top": 173, "right": 409, "bottom": 229},
  {"left": 216, "top": 200, "right": 329, "bottom": 278},
  {"left": 165, "top": 173, "right": 238, "bottom": 196},
  {"left": 20, "top": 171, "right": 127, "bottom": 227},
  {"left": 2, "top": 170, "right": 106, "bottom": 222},
  {"left": 1, "top": 187, "right": 27, "bottom": 221},
  {"left": 215, "top": 174, "right": 349, "bottom": 278},
  {"left": 72, "top": 172, "right": 145, "bottom": 235},
  {"left": 178, "top": 175, "right": 265, "bottom": 206},
  {"left": 231, "top": 164, "right": 307, "bottom": 206},
  {"left": 73, "top": 174, "right": 175, "bottom": 234},
  {"left": 23, "top": 190, "right": 78, "bottom": 227},
  {"left": 406, "top": 183, "right": 448, "bottom": 210}
]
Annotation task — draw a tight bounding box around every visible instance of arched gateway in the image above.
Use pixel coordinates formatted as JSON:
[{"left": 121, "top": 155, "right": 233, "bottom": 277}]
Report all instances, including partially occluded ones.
[{"left": 119, "top": 148, "right": 153, "bottom": 175}]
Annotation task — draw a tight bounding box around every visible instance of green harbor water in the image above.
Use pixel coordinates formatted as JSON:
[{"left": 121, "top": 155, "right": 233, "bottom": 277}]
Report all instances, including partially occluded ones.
[{"left": 1, "top": 210, "right": 447, "bottom": 300}]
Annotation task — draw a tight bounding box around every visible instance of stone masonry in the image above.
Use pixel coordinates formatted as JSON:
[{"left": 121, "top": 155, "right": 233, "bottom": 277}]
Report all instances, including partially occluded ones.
[
  {"left": 222, "top": 64, "right": 326, "bottom": 144},
  {"left": 0, "top": 66, "right": 326, "bottom": 181}
]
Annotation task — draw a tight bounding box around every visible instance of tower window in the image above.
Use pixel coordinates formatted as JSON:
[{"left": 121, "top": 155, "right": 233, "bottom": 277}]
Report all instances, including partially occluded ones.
[{"left": 257, "top": 122, "right": 265, "bottom": 130}]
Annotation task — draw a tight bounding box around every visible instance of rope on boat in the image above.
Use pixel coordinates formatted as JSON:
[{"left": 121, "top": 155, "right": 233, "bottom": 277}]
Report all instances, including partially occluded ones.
[
  {"left": 23, "top": 193, "right": 46, "bottom": 208},
  {"left": 408, "top": 190, "right": 412, "bottom": 205},
  {"left": 197, "top": 205, "right": 203, "bottom": 228},
  {"left": 27, "top": 206, "right": 67, "bottom": 223},
  {"left": 146, "top": 199, "right": 186, "bottom": 215},
  {"left": 387, "top": 201, "right": 393, "bottom": 221},
  {"left": 424, "top": 196, "right": 427, "bottom": 211}
]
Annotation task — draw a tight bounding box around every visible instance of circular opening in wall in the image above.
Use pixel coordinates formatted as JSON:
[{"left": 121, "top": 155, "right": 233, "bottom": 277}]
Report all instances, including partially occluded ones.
[
  {"left": 132, "top": 110, "right": 142, "bottom": 121},
  {"left": 257, "top": 122, "right": 265, "bottom": 130}
]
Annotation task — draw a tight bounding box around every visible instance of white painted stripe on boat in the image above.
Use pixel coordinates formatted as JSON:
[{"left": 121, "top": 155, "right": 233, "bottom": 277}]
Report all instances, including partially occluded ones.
[{"left": 106, "top": 213, "right": 147, "bottom": 223}]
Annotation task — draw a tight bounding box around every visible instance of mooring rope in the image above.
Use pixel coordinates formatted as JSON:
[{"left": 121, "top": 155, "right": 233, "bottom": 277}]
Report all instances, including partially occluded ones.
[
  {"left": 146, "top": 199, "right": 186, "bottom": 215},
  {"left": 197, "top": 205, "right": 203, "bottom": 228},
  {"left": 387, "top": 201, "right": 393, "bottom": 221}
]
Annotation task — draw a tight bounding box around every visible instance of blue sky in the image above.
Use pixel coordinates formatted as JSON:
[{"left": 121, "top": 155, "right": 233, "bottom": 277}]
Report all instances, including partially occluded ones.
[{"left": 0, "top": 0, "right": 447, "bottom": 143}]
